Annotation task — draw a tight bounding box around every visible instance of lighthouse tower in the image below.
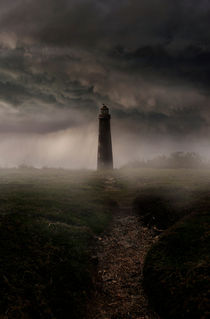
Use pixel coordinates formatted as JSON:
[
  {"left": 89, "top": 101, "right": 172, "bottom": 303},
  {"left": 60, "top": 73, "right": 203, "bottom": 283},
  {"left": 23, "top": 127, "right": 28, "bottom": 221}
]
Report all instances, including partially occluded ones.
[{"left": 97, "top": 104, "right": 113, "bottom": 170}]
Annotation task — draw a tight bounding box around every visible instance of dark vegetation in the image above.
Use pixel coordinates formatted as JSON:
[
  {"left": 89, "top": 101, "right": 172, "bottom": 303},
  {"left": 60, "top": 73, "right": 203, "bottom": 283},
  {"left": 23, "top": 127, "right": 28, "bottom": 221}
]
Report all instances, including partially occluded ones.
[
  {"left": 0, "top": 167, "right": 209, "bottom": 318},
  {"left": 0, "top": 168, "right": 118, "bottom": 319},
  {"left": 129, "top": 170, "right": 210, "bottom": 319},
  {"left": 144, "top": 211, "right": 210, "bottom": 319}
]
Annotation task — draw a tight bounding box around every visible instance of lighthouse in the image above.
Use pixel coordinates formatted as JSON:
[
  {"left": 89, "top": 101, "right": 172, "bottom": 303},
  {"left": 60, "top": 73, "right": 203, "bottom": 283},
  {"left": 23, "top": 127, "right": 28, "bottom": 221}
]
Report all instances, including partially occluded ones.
[{"left": 97, "top": 104, "right": 113, "bottom": 170}]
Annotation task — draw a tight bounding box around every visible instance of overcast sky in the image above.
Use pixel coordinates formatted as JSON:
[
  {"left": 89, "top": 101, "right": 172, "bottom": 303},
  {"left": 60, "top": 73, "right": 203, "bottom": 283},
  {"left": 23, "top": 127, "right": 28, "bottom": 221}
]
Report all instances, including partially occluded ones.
[{"left": 0, "top": 0, "right": 210, "bottom": 168}]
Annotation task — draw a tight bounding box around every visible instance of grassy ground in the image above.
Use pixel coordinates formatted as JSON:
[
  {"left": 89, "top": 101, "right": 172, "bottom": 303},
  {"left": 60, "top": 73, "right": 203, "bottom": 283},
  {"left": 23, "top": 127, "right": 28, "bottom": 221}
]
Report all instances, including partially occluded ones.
[
  {"left": 0, "top": 168, "right": 118, "bottom": 319},
  {"left": 144, "top": 211, "right": 210, "bottom": 319},
  {"left": 123, "top": 168, "right": 210, "bottom": 319},
  {"left": 0, "top": 168, "right": 209, "bottom": 318}
]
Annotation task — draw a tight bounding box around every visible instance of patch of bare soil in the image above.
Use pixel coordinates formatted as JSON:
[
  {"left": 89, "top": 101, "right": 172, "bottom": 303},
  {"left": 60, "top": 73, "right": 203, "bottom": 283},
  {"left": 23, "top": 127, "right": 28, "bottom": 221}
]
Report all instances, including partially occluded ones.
[{"left": 87, "top": 205, "right": 160, "bottom": 319}]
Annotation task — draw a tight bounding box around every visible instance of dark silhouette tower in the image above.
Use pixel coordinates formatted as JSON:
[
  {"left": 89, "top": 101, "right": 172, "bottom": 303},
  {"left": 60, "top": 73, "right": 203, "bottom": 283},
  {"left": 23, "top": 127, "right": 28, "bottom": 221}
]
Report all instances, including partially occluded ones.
[{"left": 97, "top": 104, "right": 113, "bottom": 170}]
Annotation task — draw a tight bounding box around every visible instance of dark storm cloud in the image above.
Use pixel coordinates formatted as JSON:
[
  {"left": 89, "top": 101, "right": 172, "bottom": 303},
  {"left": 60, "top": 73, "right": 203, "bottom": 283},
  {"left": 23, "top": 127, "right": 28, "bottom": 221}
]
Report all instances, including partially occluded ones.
[
  {"left": 114, "top": 44, "right": 210, "bottom": 90},
  {"left": 1, "top": 0, "right": 210, "bottom": 49},
  {"left": 123, "top": 107, "right": 208, "bottom": 138},
  {"left": 1, "top": 0, "right": 210, "bottom": 167}
]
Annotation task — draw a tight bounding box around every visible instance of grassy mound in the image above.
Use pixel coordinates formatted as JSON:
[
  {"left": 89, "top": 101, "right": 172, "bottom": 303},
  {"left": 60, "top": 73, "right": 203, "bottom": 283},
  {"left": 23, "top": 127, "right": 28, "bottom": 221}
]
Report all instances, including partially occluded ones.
[
  {"left": 0, "top": 168, "right": 116, "bottom": 319},
  {"left": 131, "top": 174, "right": 210, "bottom": 319},
  {"left": 143, "top": 211, "right": 210, "bottom": 319}
]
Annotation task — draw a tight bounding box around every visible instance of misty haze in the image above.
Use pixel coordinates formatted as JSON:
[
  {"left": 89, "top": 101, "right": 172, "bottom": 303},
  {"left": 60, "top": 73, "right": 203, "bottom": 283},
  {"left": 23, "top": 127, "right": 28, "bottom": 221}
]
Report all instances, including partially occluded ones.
[{"left": 0, "top": 1, "right": 210, "bottom": 319}]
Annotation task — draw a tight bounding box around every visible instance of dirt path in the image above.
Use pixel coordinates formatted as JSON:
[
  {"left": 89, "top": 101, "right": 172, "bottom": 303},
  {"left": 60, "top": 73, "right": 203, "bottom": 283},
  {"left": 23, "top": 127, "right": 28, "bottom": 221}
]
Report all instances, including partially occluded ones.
[{"left": 87, "top": 203, "right": 160, "bottom": 319}]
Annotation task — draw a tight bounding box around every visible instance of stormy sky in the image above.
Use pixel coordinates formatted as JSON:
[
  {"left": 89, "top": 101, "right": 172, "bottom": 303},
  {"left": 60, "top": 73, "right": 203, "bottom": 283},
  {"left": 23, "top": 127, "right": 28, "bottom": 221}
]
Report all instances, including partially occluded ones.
[{"left": 1, "top": 0, "right": 210, "bottom": 168}]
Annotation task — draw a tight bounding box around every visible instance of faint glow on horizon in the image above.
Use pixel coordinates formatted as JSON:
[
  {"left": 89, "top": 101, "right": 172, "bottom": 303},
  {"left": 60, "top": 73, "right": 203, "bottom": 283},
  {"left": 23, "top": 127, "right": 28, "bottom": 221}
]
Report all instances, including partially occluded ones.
[
  {"left": 0, "top": 124, "right": 98, "bottom": 169},
  {"left": 1, "top": 119, "right": 210, "bottom": 169}
]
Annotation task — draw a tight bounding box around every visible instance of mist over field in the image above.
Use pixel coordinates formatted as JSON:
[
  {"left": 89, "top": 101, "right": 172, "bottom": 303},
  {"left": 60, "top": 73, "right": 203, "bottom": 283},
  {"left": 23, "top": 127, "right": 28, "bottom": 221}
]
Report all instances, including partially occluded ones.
[
  {"left": 2, "top": 124, "right": 210, "bottom": 169},
  {"left": 1, "top": 114, "right": 210, "bottom": 169}
]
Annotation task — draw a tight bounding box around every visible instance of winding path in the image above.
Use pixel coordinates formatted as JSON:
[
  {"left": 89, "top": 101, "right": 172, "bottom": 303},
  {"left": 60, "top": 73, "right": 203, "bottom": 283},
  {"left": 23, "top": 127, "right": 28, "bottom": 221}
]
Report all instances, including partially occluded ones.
[{"left": 87, "top": 201, "right": 160, "bottom": 319}]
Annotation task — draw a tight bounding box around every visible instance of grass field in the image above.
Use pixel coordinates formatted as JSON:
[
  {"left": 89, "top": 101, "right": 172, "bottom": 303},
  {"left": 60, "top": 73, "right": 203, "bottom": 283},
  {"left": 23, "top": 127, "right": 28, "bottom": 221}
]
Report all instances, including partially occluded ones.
[
  {"left": 0, "top": 168, "right": 209, "bottom": 318},
  {"left": 0, "top": 168, "right": 120, "bottom": 319}
]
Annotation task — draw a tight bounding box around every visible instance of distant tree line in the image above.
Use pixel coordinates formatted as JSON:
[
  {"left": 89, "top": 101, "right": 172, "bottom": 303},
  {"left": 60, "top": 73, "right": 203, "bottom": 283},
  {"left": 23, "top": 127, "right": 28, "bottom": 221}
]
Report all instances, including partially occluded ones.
[{"left": 123, "top": 152, "right": 208, "bottom": 169}]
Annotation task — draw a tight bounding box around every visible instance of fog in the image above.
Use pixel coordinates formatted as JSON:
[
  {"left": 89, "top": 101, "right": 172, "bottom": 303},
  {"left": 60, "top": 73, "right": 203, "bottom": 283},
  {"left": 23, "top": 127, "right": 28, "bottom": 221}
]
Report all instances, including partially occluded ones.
[
  {"left": 0, "top": 124, "right": 96, "bottom": 169},
  {"left": 1, "top": 115, "right": 210, "bottom": 169}
]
